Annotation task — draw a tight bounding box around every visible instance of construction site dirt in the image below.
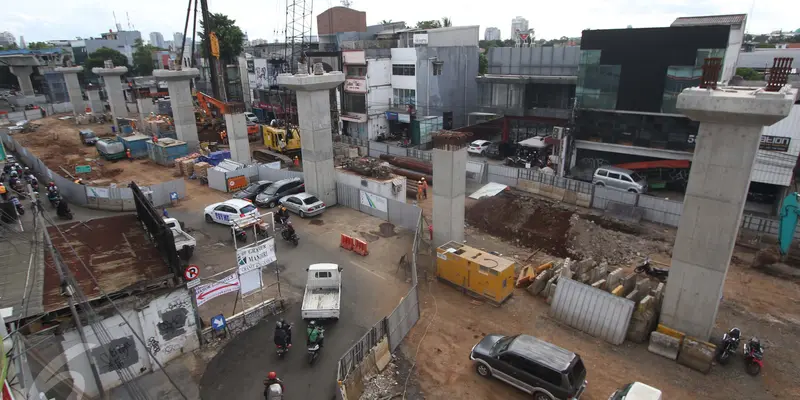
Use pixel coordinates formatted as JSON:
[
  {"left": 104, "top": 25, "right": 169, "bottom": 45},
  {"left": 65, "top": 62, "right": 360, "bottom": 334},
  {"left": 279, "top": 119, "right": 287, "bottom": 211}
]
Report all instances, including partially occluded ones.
[
  {"left": 42, "top": 214, "right": 174, "bottom": 313},
  {"left": 412, "top": 189, "right": 800, "bottom": 400},
  {"left": 13, "top": 116, "right": 180, "bottom": 185}
]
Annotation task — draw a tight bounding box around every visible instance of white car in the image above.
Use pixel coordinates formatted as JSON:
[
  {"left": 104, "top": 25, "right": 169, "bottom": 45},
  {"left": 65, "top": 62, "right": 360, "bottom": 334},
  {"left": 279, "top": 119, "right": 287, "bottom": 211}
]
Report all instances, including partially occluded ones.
[
  {"left": 204, "top": 199, "right": 259, "bottom": 225},
  {"left": 278, "top": 192, "right": 326, "bottom": 217},
  {"left": 467, "top": 140, "right": 492, "bottom": 156},
  {"left": 244, "top": 112, "right": 259, "bottom": 124}
]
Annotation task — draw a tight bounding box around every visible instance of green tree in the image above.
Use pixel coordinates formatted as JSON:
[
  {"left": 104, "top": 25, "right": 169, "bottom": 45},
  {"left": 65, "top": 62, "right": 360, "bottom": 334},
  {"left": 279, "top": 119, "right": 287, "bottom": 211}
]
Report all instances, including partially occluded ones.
[
  {"left": 736, "top": 67, "right": 763, "bottom": 81},
  {"left": 199, "top": 13, "right": 245, "bottom": 64},
  {"left": 379, "top": 19, "right": 393, "bottom": 25},
  {"left": 132, "top": 38, "right": 165, "bottom": 76},
  {"left": 27, "top": 42, "right": 53, "bottom": 50},
  {"left": 416, "top": 20, "right": 442, "bottom": 29},
  {"left": 0, "top": 43, "right": 19, "bottom": 51},
  {"left": 441, "top": 17, "right": 452, "bottom": 28},
  {"left": 84, "top": 47, "right": 131, "bottom": 80},
  {"left": 479, "top": 52, "right": 488, "bottom": 75}
]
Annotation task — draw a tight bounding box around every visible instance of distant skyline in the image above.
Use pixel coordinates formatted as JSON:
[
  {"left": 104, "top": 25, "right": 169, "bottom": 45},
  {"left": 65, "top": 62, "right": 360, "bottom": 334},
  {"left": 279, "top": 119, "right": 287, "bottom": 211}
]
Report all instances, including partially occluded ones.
[{"left": 5, "top": 0, "right": 798, "bottom": 44}]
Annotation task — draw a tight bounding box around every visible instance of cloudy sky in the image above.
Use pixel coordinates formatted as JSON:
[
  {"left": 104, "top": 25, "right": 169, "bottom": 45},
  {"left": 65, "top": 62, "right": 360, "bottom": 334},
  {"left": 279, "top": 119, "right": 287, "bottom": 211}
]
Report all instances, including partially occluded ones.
[{"left": 4, "top": 0, "right": 798, "bottom": 44}]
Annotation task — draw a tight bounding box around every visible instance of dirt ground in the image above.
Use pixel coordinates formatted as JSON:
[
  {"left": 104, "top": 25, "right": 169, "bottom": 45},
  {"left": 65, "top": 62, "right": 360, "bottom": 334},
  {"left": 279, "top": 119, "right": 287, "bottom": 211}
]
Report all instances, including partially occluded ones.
[
  {"left": 14, "top": 116, "right": 180, "bottom": 186},
  {"left": 405, "top": 190, "right": 800, "bottom": 400}
]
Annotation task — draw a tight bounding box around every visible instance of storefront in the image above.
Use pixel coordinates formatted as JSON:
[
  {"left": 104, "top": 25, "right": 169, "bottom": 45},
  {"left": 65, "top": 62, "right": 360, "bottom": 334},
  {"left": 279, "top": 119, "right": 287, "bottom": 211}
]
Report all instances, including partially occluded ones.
[{"left": 341, "top": 113, "right": 368, "bottom": 140}]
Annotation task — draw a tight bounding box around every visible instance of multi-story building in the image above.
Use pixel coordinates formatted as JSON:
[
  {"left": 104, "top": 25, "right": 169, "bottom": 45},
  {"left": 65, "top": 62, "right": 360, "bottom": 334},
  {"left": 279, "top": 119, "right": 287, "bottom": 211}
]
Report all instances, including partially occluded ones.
[
  {"left": 173, "top": 32, "right": 185, "bottom": 48},
  {"left": 341, "top": 49, "right": 392, "bottom": 139},
  {"left": 511, "top": 17, "right": 529, "bottom": 38},
  {"left": 0, "top": 31, "right": 15, "bottom": 47},
  {"left": 484, "top": 27, "right": 501, "bottom": 41},
  {"left": 149, "top": 32, "right": 164, "bottom": 48},
  {"left": 83, "top": 29, "right": 142, "bottom": 65}
]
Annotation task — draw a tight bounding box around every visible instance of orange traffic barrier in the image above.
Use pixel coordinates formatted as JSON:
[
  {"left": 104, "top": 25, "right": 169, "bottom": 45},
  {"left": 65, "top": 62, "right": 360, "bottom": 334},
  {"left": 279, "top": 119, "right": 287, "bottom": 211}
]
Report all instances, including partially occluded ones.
[
  {"left": 340, "top": 234, "right": 354, "bottom": 250},
  {"left": 353, "top": 238, "right": 369, "bottom": 256}
]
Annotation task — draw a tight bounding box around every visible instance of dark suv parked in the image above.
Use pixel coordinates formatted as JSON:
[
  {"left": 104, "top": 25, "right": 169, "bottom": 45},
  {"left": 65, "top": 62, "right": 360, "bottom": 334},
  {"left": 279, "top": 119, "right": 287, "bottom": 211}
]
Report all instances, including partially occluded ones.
[
  {"left": 470, "top": 334, "right": 587, "bottom": 400},
  {"left": 255, "top": 177, "right": 305, "bottom": 208}
]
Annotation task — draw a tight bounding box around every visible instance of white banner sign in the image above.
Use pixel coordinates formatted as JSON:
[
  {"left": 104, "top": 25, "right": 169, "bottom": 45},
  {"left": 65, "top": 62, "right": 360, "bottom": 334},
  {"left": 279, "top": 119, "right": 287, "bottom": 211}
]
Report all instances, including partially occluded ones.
[
  {"left": 413, "top": 33, "right": 429, "bottom": 45},
  {"left": 240, "top": 268, "right": 263, "bottom": 295},
  {"left": 237, "top": 238, "right": 277, "bottom": 274},
  {"left": 360, "top": 190, "right": 388, "bottom": 212},
  {"left": 194, "top": 273, "right": 240, "bottom": 306}
]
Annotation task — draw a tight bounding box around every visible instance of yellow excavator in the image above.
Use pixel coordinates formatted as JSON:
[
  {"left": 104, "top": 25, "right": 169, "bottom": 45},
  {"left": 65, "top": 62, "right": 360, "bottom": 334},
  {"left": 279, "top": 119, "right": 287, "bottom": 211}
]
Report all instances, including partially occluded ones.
[{"left": 261, "top": 122, "right": 301, "bottom": 155}]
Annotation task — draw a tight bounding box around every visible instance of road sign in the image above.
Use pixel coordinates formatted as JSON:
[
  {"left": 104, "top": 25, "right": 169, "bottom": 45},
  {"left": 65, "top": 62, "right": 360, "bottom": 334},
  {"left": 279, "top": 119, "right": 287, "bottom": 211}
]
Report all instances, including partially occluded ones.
[
  {"left": 211, "top": 314, "right": 227, "bottom": 331},
  {"left": 170, "top": 191, "right": 179, "bottom": 201},
  {"left": 187, "top": 278, "right": 202, "bottom": 289},
  {"left": 75, "top": 165, "right": 91, "bottom": 173},
  {"left": 184, "top": 265, "right": 200, "bottom": 281}
]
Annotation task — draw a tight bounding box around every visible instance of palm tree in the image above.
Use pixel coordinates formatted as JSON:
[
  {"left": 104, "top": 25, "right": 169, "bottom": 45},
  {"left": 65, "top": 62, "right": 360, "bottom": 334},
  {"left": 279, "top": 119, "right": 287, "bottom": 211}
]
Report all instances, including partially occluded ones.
[
  {"left": 380, "top": 19, "right": 393, "bottom": 25},
  {"left": 441, "top": 17, "right": 452, "bottom": 28}
]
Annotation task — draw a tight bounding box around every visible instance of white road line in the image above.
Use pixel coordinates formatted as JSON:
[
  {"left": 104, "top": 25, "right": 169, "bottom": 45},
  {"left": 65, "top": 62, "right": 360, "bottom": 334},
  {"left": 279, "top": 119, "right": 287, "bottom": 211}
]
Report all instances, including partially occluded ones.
[{"left": 350, "top": 260, "right": 388, "bottom": 281}]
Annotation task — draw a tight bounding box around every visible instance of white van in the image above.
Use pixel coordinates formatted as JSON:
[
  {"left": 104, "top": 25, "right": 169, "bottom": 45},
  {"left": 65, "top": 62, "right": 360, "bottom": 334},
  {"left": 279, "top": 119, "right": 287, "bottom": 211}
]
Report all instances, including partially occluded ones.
[{"left": 609, "top": 382, "right": 662, "bottom": 400}]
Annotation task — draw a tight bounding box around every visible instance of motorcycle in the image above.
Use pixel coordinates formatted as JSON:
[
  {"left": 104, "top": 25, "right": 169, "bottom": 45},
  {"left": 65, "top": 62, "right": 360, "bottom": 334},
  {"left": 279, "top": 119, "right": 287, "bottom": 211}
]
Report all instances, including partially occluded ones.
[
  {"left": 276, "top": 342, "right": 291, "bottom": 358},
  {"left": 743, "top": 337, "right": 764, "bottom": 376},
  {"left": 14, "top": 202, "right": 25, "bottom": 216},
  {"left": 48, "top": 193, "right": 61, "bottom": 208},
  {"left": 634, "top": 257, "right": 669, "bottom": 282},
  {"left": 231, "top": 226, "right": 248, "bottom": 242},
  {"left": 715, "top": 327, "right": 741, "bottom": 365},
  {"left": 265, "top": 383, "right": 283, "bottom": 400},
  {"left": 281, "top": 222, "right": 299, "bottom": 246},
  {"left": 307, "top": 328, "right": 324, "bottom": 365}
]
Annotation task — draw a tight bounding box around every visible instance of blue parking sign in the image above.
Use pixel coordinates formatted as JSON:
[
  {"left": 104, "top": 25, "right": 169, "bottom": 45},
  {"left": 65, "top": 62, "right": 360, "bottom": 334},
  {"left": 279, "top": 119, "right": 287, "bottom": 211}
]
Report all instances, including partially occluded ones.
[{"left": 211, "top": 314, "right": 227, "bottom": 331}]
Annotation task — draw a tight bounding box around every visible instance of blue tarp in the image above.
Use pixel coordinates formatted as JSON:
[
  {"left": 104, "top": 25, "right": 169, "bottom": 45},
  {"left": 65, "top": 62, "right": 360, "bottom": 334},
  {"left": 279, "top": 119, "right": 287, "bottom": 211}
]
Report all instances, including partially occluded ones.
[{"left": 198, "top": 150, "right": 231, "bottom": 166}]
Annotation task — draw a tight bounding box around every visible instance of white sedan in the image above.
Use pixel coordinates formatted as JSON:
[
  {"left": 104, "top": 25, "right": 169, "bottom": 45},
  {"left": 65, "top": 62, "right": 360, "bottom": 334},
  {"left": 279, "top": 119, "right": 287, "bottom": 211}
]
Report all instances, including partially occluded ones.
[
  {"left": 204, "top": 199, "right": 259, "bottom": 225},
  {"left": 278, "top": 192, "right": 326, "bottom": 218},
  {"left": 467, "top": 140, "right": 492, "bottom": 155}
]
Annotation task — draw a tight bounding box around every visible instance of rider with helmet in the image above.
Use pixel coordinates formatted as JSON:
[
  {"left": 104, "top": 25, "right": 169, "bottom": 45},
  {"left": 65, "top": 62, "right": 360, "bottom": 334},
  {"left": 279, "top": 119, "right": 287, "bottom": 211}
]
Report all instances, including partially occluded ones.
[
  {"left": 263, "top": 371, "right": 284, "bottom": 400},
  {"left": 274, "top": 320, "right": 292, "bottom": 348},
  {"left": 306, "top": 320, "right": 324, "bottom": 347},
  {"left": 276, "top": 206, "right": 289, "bottom": 225}
]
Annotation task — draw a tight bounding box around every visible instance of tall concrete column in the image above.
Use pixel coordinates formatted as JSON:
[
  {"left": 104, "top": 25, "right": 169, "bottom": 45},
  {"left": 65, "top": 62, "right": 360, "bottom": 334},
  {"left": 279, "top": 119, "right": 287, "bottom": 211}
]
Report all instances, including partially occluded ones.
[
  {"left": 54, "top": 66, "right": 84, "bottom": 117},
  {"left": 660, "top": 86, "right": 797, "bottom": 339},
  {"left": 432, "top": 146, "right": 467, "bottom": 247},
  {"left": 9, "top": 65, "right": 35, "bottom": 96},
  {"left": 154, "top": 68, "right": 201, "bottom": 149},
  {"left": 136, "top": 98, "right": 155, "bottom": 131},
  {"left": 86, "top": 86, "right": 104, "bottom": 116},
  {"left": 224, "top": 113, "right": 251, "bottom": 164},
  {"left": 278, "top": 68, "right": 345, "bottom": 206},
  {"left": 91, "top": 66, "right": 129, "bottom": 128}
]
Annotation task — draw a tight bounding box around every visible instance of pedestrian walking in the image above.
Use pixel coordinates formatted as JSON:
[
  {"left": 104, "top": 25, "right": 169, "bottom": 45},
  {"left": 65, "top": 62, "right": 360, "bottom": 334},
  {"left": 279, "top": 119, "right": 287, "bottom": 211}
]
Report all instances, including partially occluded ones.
[
  {"left": 293, "top": 156, "right": 300, "bottom": 168},
  {"left": 126, "top": 148, "right": 132, "bottom": 162},
  {"left": 421, "top": 177, "right": 428, "bottom": 199},
  {"left": 416, "top": 180, "right": 423, "bottom": 202}
]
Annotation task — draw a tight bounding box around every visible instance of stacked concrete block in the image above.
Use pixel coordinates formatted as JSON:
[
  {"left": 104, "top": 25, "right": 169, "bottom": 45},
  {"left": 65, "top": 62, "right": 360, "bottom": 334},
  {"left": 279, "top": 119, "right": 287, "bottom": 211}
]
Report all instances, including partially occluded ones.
[
  {"left": 559, "top": 265, "right": 573, "bottom": 279},
  {"left": 606, "top": 268, "right": 624, "bottom": 292},
  {"left": 636, "top": 279, "right": 652, "bottom": 295},
  {"left": 622, "top": 273, "right": 637, "bottom": 295},
  {"left": 651, "top": 282, "right": 665, "bottom": 309},
  {"left": 648, "top": 331, "right": 682, "bottom": 360},
  {"left": 677, "top": 337, "right": 715, "bottom": 374},
  {"left": 544, "top": 275, "right": 560, "bottom": 303},
  {"left": 625, "top": 289, "right": 640, "bottom": 302},
  {"left": 527, "top": 268, "right": 554, "bottom": 296},
  {"left": 574, "top": 258, "right": 595, "bottom": 276},
  {"left": 591, "top": 279, "right": 606, "bottom": 289},
  {"left": 591, "top": 263, "right": 608, "bottom": 283}
]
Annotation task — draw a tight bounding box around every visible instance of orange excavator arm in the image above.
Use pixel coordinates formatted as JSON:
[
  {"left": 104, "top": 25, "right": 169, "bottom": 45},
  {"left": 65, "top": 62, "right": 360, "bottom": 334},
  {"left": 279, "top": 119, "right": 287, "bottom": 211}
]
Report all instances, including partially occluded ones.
[{"left": 196, "top": 91, "right": 227, "bottom": 115}]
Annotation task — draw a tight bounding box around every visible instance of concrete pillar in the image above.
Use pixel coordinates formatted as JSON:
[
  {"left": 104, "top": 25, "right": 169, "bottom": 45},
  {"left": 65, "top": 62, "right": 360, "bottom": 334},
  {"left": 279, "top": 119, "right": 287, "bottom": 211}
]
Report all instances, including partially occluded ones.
[
  {"left": 9, "top": 65, "right": 35, "bottom": 96},
  {"left": 278, "top": 69, "right": 345, "bottom": 206},
  {"left": 224, "top": 113, "right": 251, "bottom": 164},
  {"left": 154, "top": 68, "right": 201, "bottom": 149},
  {"left": 91, "top": 66, "right": 129, "bottom": 128},
  {"left": 54, "top": 66, "right": 84, "bottom": 117},
  {"left": 137, "top": 98, "right": 155, "bottom": 132},
  {"left": 660, "top": 86, "right": 797, "bottom": 339},
  {"left": 432, "top": 146, "right": 467, "bottom": 247},
  {"left": 86, "top": 87, "right": 104, "bottom": 116},
  {"left": 238, "top": 56, "right": 252, "bottom": 108}
]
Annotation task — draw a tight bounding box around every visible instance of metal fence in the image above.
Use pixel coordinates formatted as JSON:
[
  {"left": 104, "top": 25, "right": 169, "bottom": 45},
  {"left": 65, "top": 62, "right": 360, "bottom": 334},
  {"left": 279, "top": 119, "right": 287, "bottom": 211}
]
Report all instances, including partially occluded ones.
[
  {"left": 335, "top": 182, "right": 421, "bottom": 231},
  {"left": 336, "top": 206, "right": 423, "bottom": 399}
]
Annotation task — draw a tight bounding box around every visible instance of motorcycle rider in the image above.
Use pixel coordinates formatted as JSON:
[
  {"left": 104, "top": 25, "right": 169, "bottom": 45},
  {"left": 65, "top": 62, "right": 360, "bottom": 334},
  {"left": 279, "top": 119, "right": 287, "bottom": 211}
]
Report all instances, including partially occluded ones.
[
  {"left": 307, "top": 320, "right": 324, "bottom": 348},
  {"left": 274, "top": 320, "right": 290, "bottom": 348},
  {"left": 276, "top": 206, "right": 289, "bottom": 226},
  {"left": 0, "top": 183, "right": 7, "bottom": 201},
  {"left": 263, "top": 371, "right": 284, "bottom": 400},
  {"left": 56, "top": 195, "right": 71, "bottom": 217}
]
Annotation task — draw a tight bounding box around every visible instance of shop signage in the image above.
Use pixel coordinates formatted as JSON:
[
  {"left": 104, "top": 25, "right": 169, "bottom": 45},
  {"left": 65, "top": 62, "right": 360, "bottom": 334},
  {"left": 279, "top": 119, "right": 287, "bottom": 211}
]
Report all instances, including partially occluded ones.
[
  {"left": 385, "top": 112, "right": 398, "bottom": 121},
  {"left": 236, "top": 238, "right": 277, "bottom": 274},
  {"left": 413, "top": 34, "right": 429, "bottom": 45},
  {"left": 344, "top": 78, "right": 367, "bottom": 93},
  {"left": 760, "top": 135, "right": 791, "bottom": 152}
]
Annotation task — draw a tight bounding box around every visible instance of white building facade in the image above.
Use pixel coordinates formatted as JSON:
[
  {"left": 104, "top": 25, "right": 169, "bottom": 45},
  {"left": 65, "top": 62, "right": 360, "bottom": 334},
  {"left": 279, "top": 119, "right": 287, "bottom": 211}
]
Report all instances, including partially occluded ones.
[
  {"left": 484, "top": 27, "right": 501, "bottom": 41},
  {"left": 149, "top": 32, "right": 165, "bottom": 48},
  {"left": 511, "top": 16, "right": 529, "bottom": 38},
  {"left": 342, "top": 49, "right": 392, "bottom": 140}
]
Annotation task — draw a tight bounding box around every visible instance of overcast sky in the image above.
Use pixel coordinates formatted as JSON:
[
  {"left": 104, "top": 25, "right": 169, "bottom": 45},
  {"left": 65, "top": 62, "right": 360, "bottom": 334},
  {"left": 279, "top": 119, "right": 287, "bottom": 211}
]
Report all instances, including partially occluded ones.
[{"left": 4, "top": 0, "right": 798, "bottom": 44}]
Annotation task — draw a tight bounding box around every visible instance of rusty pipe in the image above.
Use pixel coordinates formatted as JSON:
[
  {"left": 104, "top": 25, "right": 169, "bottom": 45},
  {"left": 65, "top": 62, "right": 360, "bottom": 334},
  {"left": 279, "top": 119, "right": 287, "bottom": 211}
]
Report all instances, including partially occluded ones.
[
  {"left": 389, "top": 167, "right": 433, "bottom": 185},
  {"left": 378, "top": 154, "right": 433, "bottom": 175}
]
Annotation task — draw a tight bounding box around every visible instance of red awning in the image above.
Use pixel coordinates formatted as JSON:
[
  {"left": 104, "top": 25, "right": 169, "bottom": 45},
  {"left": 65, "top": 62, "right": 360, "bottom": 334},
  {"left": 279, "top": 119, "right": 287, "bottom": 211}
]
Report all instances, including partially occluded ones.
[{"left": 614, "top": 160, "right": 691, "bottom": 170}]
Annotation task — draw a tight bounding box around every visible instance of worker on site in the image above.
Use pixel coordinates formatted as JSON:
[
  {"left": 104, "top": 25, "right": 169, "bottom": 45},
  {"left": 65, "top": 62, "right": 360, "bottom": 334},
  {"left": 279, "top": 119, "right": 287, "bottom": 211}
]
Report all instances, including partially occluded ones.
[
  {"left": 421, "top": 177, "right": 428, "bottom": 199},
  {"left": 126, "top": 148, "right": 132, "bottom": 162},
  {"left": 416, "top": 180, "right": 423, "bottom": 202},
  {"left": 293, "top": 156, "right": 300, "bottom": 168},
  {"left": 220, "top": 130, "right": 228, "bottom": 145},
  {"left": 0, "top": 183, "right": 7, "bottom": 201}
]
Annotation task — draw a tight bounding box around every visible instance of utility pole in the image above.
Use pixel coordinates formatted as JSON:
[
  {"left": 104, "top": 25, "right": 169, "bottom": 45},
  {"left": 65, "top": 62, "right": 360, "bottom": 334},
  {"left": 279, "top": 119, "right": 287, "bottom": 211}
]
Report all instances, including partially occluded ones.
[{"left": 199, "top": 0, "right": 220, "bottom": 99}]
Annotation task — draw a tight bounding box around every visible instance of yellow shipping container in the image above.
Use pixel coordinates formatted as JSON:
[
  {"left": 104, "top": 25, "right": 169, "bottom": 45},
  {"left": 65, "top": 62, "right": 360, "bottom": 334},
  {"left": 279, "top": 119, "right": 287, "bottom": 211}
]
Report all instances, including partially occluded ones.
[{"left": 436, "top": 241, "right": 516, "bottom": 304}]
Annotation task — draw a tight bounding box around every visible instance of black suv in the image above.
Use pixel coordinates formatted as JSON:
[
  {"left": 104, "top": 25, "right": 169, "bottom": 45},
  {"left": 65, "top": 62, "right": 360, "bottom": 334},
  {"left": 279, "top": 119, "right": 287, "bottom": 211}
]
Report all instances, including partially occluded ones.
[
  {"left": 255, "top": 177, "right": 305, "bottom": 208},
  {"left": 233, "top": 180, "right": 273, "bottom": 201},
  {"left": 470, "top": 334, "right": 587, "bottom": 400}
]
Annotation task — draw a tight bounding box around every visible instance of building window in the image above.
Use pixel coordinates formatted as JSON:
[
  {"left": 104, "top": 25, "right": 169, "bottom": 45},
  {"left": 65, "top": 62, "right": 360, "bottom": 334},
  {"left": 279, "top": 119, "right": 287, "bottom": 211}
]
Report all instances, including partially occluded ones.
[
  {"left": 433, "top": 63, "right": 443, "bottom": 76},
  {"left": 392, "top": 64, "right": 415, "bottom": 76},
  {"left": 393, "top": 89, "right": 416, "bottom": 107},
  {"left": 343, "top": 92, "right": 366, "bottom": 114},
  {"left": 347, "top": 66, "right": 366, "bottom": 77},
  {"left": 575, "top": 64, "right": 621, "bottom": 110}
]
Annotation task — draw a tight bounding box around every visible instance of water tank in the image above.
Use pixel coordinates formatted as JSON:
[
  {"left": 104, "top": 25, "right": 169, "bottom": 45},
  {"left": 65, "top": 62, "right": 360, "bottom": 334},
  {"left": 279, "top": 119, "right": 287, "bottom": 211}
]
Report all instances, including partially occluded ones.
[{"left": 96, "top": 139, "right": 125, "bottom": 155}]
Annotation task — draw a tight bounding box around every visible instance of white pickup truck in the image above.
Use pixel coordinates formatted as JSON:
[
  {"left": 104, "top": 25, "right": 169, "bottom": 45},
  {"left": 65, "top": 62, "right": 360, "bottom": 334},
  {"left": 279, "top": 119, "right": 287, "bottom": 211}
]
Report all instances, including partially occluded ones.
[
  {"left": 164, "top": 217, "right": 197, "bottom": 260},
  {"left": 301, "top": 263, "right": 342, "bottom": 320}
]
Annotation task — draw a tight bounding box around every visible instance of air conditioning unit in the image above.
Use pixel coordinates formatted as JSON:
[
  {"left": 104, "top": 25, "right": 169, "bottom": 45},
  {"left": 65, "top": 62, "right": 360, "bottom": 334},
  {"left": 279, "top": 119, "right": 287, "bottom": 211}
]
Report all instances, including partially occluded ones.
[{"left": 553, "top": 126, "right": 565, "bottom": 139}]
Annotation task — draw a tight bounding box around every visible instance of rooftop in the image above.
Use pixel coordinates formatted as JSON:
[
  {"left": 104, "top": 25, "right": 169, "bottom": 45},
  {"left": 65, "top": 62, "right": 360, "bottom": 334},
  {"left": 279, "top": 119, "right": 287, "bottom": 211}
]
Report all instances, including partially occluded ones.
[
  {"left": 42, "top": 214, "right": 172, "bottom": 313},
  {"left": 508, "top": 334, "right": 577, "bottom": 371},
  {"left": 670, "top": 14, "right": 747, "bottom": 27},
  {"left": 437, "top": 241, "right": 515, "bottom": 272}
]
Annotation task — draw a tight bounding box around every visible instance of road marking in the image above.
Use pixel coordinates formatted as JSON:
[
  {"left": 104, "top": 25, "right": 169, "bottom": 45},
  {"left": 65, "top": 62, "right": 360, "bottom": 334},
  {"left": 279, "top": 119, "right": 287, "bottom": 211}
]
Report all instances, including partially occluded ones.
[{"left": 350, "top": 260, "right": 387, "bottom": 281}]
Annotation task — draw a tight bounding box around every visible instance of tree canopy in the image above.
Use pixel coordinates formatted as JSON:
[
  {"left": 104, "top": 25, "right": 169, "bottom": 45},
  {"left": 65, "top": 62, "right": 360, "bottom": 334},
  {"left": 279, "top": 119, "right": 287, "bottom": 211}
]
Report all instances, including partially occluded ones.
[
  {"left": 132, "top": 38, "right": 165, "bottom": 76},
  {"left": 199, "top": 13, "right": 245, "bottom": 64},
  {"left": 27, "top": 42, "right": 53, "bottom": 50},
  {"left": 415, "top": 18, "right": 452, "bottom": 30},
  {"left": 736, "top": 68, "right": 763, "bottom": 81},
  {"left": 84, "top": 47, "right": 131, "bottom": 78},
  {"left": 0, "top": 43, "right": 19, "bottom": 51}
]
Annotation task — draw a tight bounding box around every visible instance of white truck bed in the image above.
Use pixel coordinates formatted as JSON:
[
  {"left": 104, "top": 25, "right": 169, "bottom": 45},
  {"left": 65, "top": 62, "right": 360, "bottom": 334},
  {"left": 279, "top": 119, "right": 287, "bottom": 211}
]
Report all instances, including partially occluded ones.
[{"left": 301, "top": 287, "right": 341, "bottom": 319}]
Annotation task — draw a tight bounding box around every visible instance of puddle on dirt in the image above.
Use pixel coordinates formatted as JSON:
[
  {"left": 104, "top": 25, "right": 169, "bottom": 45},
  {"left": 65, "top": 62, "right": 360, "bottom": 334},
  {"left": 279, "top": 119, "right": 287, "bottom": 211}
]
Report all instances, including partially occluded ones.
[
  {"left": 357, "top": 231, "right": 381, "bottom": 243},
  {"left": 310, "top": 219, "right": 324, "bottom": 226},
  {"left": 377, "top": 222, "right": 396, "bottom": 237}
]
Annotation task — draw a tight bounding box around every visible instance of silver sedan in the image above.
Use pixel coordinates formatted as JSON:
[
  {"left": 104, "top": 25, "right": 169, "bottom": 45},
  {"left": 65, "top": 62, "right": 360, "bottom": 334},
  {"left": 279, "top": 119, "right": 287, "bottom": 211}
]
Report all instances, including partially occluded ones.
[{"left": 278, "top": 192, "right": 326, "bottom": 218}]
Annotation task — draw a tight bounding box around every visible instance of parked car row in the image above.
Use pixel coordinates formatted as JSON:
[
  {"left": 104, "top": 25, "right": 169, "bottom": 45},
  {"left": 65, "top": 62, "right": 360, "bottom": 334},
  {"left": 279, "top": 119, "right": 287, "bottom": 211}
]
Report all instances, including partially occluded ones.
[
  {"left": 469, "top": 333, "right": 662, "bottom": 400},
  {"left": 218, "top": 176, "right": 327, "bottom": 220}
]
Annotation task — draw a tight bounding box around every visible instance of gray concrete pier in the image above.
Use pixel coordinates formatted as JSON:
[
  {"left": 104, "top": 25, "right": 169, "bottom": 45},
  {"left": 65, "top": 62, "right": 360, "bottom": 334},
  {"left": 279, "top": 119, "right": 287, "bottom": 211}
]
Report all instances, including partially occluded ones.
[
  {"left": 277, "top": 67, "right": 345, "bottom": 206},
  {"left": 154, "top": 68, "right": 200, "bottom": 149},
  {"left": 660, "top": 85, "right": 798, "bottom": 339},
  {"left": 54, "top": 66, "right": 84, "bottom": 117},
  {"left": 91, "top": 65, "right": 129, "bottom": 127},
  {"left": 224, "top": 113, "right": 251, "bottom": 164},
  {"left": 9, "top": 65, "right": 35, "bottom": 96},
  {"left": 432, "top": 146, "right": 467, "bottom": 247}
]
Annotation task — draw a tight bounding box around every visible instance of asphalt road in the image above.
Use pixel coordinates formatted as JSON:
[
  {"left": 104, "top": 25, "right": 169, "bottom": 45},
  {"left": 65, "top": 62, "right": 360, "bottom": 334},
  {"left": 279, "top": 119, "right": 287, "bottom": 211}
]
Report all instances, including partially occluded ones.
[{"left": 175, "top": 205, "right": 408, "bottom": 400}]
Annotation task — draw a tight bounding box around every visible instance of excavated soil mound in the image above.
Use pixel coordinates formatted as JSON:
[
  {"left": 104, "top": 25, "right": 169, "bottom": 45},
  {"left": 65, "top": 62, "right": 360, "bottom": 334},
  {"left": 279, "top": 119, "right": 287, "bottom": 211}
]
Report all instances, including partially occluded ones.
[{"left": 466, "top": 193, "right": 573, "bottom": 257}]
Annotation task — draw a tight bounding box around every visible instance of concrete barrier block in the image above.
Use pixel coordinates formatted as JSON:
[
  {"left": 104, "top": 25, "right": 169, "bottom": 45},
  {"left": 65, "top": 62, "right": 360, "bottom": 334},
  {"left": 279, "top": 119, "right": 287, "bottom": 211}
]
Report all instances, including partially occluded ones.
[
  {"left": 627, "top": 308, "right": 656, "bottom": 343},
  {"left": 625, "top": 289, "right": 640, "bottom": 302},
  {"left": 85, "top": 196, "right": 100, "bottom": 209},
  {"left": 606, "top": 268, "right": 624, "bottom": 291},
  {"left": 637, "top": 295, "right": 654, "bottom": 313},
  {"left": 546, "top": 282, "right": 558, "bottom": 304},
  {"left": 575, "top": 258, "right": 595, "bottom": 275},
  {"left": 544, "top": 275, "right": 559, "bottom": 298},
  {"left": 648, "top": 331, "right": 681, "bottom": 360},
  {"left": 121, "top": 198, "right": 136, "bottom": 211},
  {"left": 677, "top": 337, "right": 716, "bottom": 374},
  {"left": 576, "top": 193, "right": 592, "bottom": 208},
  {"left": 591, "top": 279, "right": 606, "bottom": 289},
  {"left": 636, "top": 278, "right": 652, "bottom": 294},
  {"left": 651, "top": 283, "right": 665, "bottom": 308},
  {"left": 552, "top": 187, "right": 566, "bottom": 201},
  {"left": 374, "top": 337, "right": 391, "bottom": 372},
  {"left": 527, "top": 268, "right": 553, "bottom": 295},
  {"left": 559, "top": 266, "right": 572, "bottom": 279},
  {"left": 656, "top": 324, "right": 686, "bottom": 341},
  {"left": 622, "top": 273, "right": 636, "bottom": 293}
]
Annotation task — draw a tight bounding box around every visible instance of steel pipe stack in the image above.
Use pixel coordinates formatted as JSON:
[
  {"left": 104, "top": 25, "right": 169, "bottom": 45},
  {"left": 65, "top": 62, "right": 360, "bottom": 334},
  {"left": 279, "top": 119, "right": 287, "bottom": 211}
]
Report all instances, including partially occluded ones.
[{"left": 378, "top": 154, "right": 433, "bottom": 175}]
